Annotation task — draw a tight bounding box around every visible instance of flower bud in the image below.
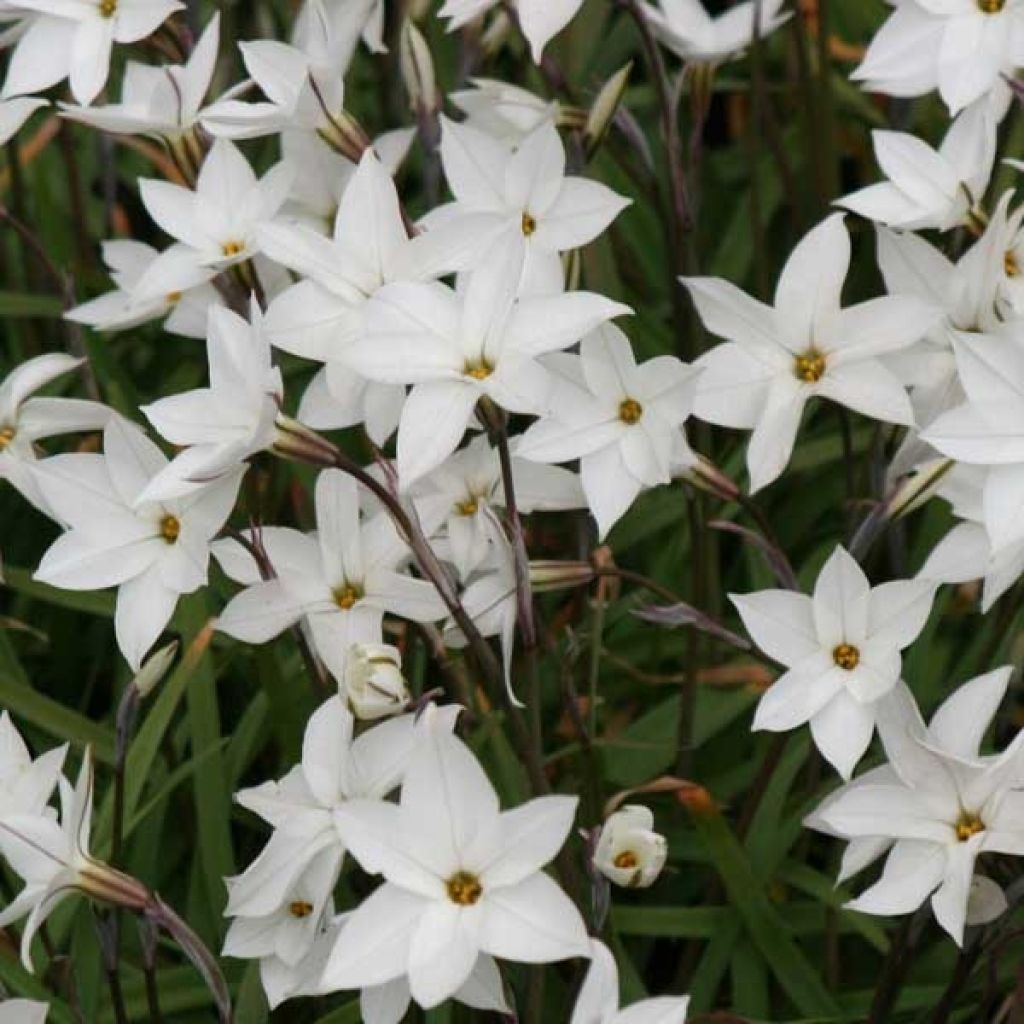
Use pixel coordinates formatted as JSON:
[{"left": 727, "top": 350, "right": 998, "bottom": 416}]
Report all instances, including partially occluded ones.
[
  {"left": 481, "top": 10, "right": 512, "bottom": 58},
  {"left": 529, "top": 560, "right": 595, "bottom": 593},
  {"left": 132, "top": 640, "right": 179, "bottom": 700},
  {"left": 272, "top": 413, "right": 340, "bottom": 468},
  {"left": 676, "top": 455, "right": 741, "bottom": 502},
  {"left": 583, "top": 62, "right": 632, "bottom": 156},
  {"left": 888, "top": 458, "right": 955, "bottom": 521},
  {"left": 317, "top": 109, "right": 372, "bottom": 163},
  {"left": 344, "top": 643, "right": 410, "bottom": 720},
  {"left": 593, "top": 805, "right": 667, "bottom": 889},
  {"left": 400, "top": 20, "right": 439, "bottom": 118}
]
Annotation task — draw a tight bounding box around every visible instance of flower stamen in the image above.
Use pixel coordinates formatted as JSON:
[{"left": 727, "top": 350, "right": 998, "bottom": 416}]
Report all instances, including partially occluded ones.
[
  {"left": 1006, "top": 250, "right": 1021, "bottom": 278},
  {"left": 288, "top": 900, "right": 314, "bottom": 918},
  {"left": 832, "top": 643, "right": 860, "bottom": 671},
  {"left": 978, "top": 0, "right": 1006, "bottom": 12},
  {"left": 521, "top": 211, "right": 537, "bottom": 236},
  {"left": 613, "top": 850, "right": 639, "bottom": 869},
  {"left": 99, "top": 0, "right": 117, "bottom": 16},
  {"left": 619, "top": 398, "right": 643, "bottom": 424},
  {"left": 955, "top": 811, "right": 985, "bottom": 841},
  {"left": 456, "top": 497, "right": 479, "bottom": 516},
  {"left": 446, "top": 871, "right": 483, "bottom": 906},
  {"left": 795, "top": 351, "right": 826, "bottom": 383},
  {"left": 0, "top": 425, "right": 15, "bottom": 451},
  {"left": 464, "top": 360, "right": 493, "bottom": 381},
  {"left": 221, "top": 240, "right": 245, "bottom": 258},
  {"left": 159, "top": 515, "right": 181, "bottom": 544},
  {"left": 333, "top": 584, "right": 363, "bottom": 610}
]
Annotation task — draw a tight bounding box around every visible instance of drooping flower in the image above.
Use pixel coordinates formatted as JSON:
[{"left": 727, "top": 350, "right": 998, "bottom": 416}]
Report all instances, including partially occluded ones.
[
  {"left": 342, "top": 643, "right": 410, "bottom": 720},
  {"left": 593, "top": 805, "right": 667, "bottom": 889},
  {"left": 438, "top": 0, "right": 584, "bottom": 63},
  {"left": 733, "top": 546, "right": 937, "bottom": 779}
]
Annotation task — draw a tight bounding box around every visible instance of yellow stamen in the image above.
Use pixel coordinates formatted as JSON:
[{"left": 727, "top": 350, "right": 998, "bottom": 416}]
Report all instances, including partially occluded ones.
[
  {"left": 99, "top": 0, "right": 117, "bottom": 16},
  {"left": 521, "top": 212, "right": 537, "bottom": 236},
  {"left": 221, "top": 240, "right": 245, "bottom": 257},
  {"left": 288, "top": 900, "right": 314, "bottom": 918},
  {"left": 0, "top": 426, "right": 15, "bottom": 451},
  {"left": 795, "top": 351, "right": 826, "bottom": 383},
  {"left": 832, "top": 643, "right": 860, "bottom": 671},
  {"left": 456, "top": 498, "right": 479, "bottom": 516},
  {"left": 446, "top": 871, "right": 483, "bottom": 906},
  {"left": 1006, "top": 250, "right": 1021, "bottom": 278},
  {"left": 613, "top": 850, "right": 639, "bottom": 870},
  {"left": 159, "top": 515, "right": 181, "bottom": 544},
  {"left": 333, "top": 584, "right": 363, "bottom": 610},
  {"left": 465, "top": 361, "right": 493, "bottom": 381},
  {"left": 978, "top": 0, "right": 1006, "bottom": 12},
  {"left": 619, "top": 398, "right": 643, "bottom": 425},
  {"left": 955, "top": 811, "right": 985, "bottom": 841}
]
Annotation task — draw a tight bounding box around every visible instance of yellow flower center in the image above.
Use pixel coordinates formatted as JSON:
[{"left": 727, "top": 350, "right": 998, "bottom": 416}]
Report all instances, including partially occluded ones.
[
  {"left": 288, "top": 900, "right": 314, "bottom": 918},
  {"left": 521, "top": 211, "right": 537, "bottom": 236},
  {"left": 613, "top": 850, "right": 639, "bottom": 870},
  {"left": 464, "top": 360, "right": 493, "bottom": 381},
  {"left": 832, "top": 643, "right": 860, "bottom": 671},
  {"left": 619, "top": 398, "right": 643, "bottom": 425},
  {"left": 221, "top": 240, "right": 245, "bottom": 257},
  {"left": 99, "top": 0, "right": 117, "bottom": 16},
  {"left": 333, "top": 584, "right": 363, "bottom": 610},
  {"left": 159, "top": 515, "right": 181, "bottom": 544},
  {"left": 456, "top": 497, "right": 479, "bottom": 516},
  {"left": 446, "top": 871, "right": 483, "bottom": 906},
  {"left": 955, "top": 811, "right": 985, "bottom": 841},
  {"left": 166, "top": 290, "right": 183, "bottom": 304},
  {"left": 0, "top": 425, "right": 15, "bottom": 451},
  {"left": 978, "top": 0, "right": 1006, "bottom": 12},
  {"left": 795, "top": 351, "right": 826, "bottom": 383},
  {"left": 1006, "top": 250, "right": 1021, "bottom": 277}
]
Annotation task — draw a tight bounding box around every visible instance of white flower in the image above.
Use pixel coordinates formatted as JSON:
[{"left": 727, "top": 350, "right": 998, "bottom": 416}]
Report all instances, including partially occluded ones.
[
  {"left": 808, "top": 668, "right": 1024, "bottom": 945},
  {"left": 0, "top": 353, "right": 110, "bottom": 514},
  {"left": 0, "top": 751, "right": 148, "bottom": 969},
  {"left": 67, "top": 239, "right": 222, "bottom": 339},
  {"left": 324, "top": 717, "right": 590, "bottom": 1007},
  {"left": 450, "top": 78, "right": 559, "bottom": 143},
  {"left": 640, "top": 0, "right": 790, "bottom": 65},
  {"left": 140, "top": 305, "right": 283, "bottom": 502},
  {"left": 33, "top": 417, "right": 243, "bottom": 669},
  {"left": 732, "top": 546, "right": 937, "bottom": 779},
  {"left": 0, "top": 1000, "right": 48, "bottom": 1024},
  {"left": 0, "top": 712, "right": 66, "bottom": 819},
  {"left": 3, "top": 0, "right": 185, "bottom": 105},
  {"left": 923, "top": 326, "right": 1024, "bottom": 555},
  {"left": 258, "top": 149, "right": 476, "bottom": 446},
  {"left": 438, "top": 0, "right": 583, "bottom": 63},
  {"left": 684, "top": 213, "right": 939, "bottom": 492},
  {"left": 853, "top": 0, "right": 1024, "bottom": 115},
  {"left": 409, "top": 433, "right": 584, "bottom": 580},
  {"left": 839, "top": 103, "right": 996, "bottom": 232},
  {"left": 571, "top": 939, "right": 689, "bottom": 1024},
  {"left": 135, "top": 139, "right": 292, "bottom": 299},
  {"left": 593, "top": 806, "right": 667, "bottom": 889},
  {"left": 347, "top": 236, "right": 630, "bottom": 487},
  {"left": 213, "top": 469, "right": 445, "bottom": 682},
  {"left": 431, "top": 117, "right": 630, "bottom": 291},
  {"left": 343, "top": 643, "right": 410, "bottom": 720},
  {"left": 0, "top": 95, "right": 46, "bottom": 144},
  {"left": 517, "top": 324, "right": 699, "bottom": 538},
  {"left": 59, "top": 13, "right": 218, "bottom": 142}
]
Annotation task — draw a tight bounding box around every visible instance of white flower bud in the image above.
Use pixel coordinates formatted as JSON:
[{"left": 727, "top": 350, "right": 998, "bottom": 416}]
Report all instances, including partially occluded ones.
[
  {"left": 344, "top": 644, "right": 410, "bottom": 720},
  {"left": 400, "top": 19, "right": 439, "bottom": 117},
  {"left": 593, "top": 805, "right": 667, "bottom": 889}
]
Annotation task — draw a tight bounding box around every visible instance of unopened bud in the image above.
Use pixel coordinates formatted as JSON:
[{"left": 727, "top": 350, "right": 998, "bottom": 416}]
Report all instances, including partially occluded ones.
[
  {"left": 529, "top": 560, "right": 595, "bottom": 593},
  {"left": 317, "top": 109, "right": 372, "bottom": 163},
  {"left": 401, "top": 20, "right": 439, "bottom": 117},
  {"left": 889, "top": 458, "right": 955, "bottom": 521},
  {"left": 272, "top": 413, "right": 340, "bottom": 468},
  {"left": 344, "top": 643, "right": 410, "bottom": 720},
  {"left": 593, "top": 805, "right": 667, "bottom": 889},
  {"left": 584, "top": 62, "right": 632, "bottom": 156},
  {"left": 133, "top": 640, "right": 179, "bottom": 700},
  {"left": 481, "top": 9, "right": 512, "bottom": 58}
]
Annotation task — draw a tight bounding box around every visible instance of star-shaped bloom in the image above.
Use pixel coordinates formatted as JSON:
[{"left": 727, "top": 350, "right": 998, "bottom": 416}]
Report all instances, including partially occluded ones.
[
  {"left": 324, "top": 717, "right": 589, "bottom": 1007},
  {"left": 438, "top": 0, "right": 583, "bottom": 62},
  {"left": 214, "top": 469, "right": 446, "bottom": 682},
  {"left": 135, "top": 139, "right": 292, "bottom": 300},
  {"left": 347, "top": 236, "right": 630, "bottom": 487},
  {"left": 517, "top": 324, "right": 699, "bottom": 538},
  {"left": 923, "top": 326, "right": 1024, "bottom": 555},
  {"left": 808, "top": 668, "right": 1024, "bottom": 944},
  {"left": 732, "top": 545, "right": 937, "bottom": 779},
  {"left": 0, "top": 712, "right": 65, "bottom": 820},
  {"left": 431, "top": 118, "right": 630, "bottom": 291},
  {"left": 140, "top": 306, "right": 283, "bottom": 502},
  {"left": 224, "top": 698, "right": 447, "bottom": 966},
  {"left": 839, "top": 103, "right": 996, "bottom": 232},
  {"left": 67, "top": 239, "right": 222, "bottom": 339},
  {"left": 33, "top": 417, "right": 243, "bottom": 669},
  {"left": 258, "top": 150, "right": 479, "bottom": 445},
  {"left": 3, "top": 0, "right": 184, "bottom": 105},
  {"left": 853, "top": 0, "right": 1024, "bottom": 115},
  {"left": 684, "top": 213, "right": 939, "bottom": 492},
  {"left": 0, "top": 353, "right": 111, "bottom": 513},
  {"left": 59, "top": 13, "right": 218, "bottom": 142},
  {"left": 571, "top": 940, "right": 690, "bottom": 1024},
  {"left": 640, "top": 0, "right": 790, "bottom": 64},
  {"left": 409, "top": 433, "right": 584, "bottom": 580},
  {"left": 593, "top": 806, "right": 667, "bottom": 890}
]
